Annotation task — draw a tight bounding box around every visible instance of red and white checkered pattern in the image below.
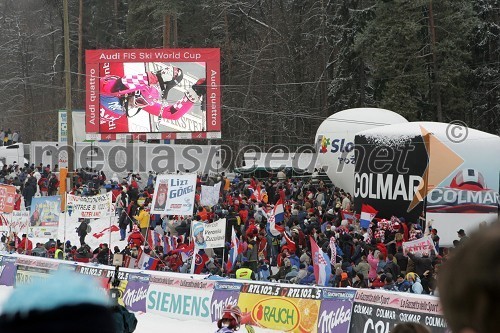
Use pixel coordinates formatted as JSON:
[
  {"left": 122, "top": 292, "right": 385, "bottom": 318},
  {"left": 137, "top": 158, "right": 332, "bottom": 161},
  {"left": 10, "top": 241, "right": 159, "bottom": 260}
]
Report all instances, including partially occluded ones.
[
  {"left": 374, "top": 229, "right": 385, "bottom": 243},
  {"left": 121, "top": 74, "right": 150, "bottom": 90}
]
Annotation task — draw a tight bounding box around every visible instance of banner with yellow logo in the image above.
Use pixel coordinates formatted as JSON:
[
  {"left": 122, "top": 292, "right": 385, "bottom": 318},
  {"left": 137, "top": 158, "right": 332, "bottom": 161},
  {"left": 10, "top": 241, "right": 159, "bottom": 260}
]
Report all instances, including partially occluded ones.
[{"left": 238, "top": 283, "right": 321, "bottom": 332}]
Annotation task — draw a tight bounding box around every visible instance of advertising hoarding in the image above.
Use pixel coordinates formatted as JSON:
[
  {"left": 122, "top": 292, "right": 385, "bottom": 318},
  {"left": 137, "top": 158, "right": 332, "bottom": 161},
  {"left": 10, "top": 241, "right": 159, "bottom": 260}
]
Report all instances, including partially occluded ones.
[
  {"left": 86, "top": 48, "right": 221, "bottom": 140},
  {"left": 353, "top": 122, "right": 500, "bottom": 246}
]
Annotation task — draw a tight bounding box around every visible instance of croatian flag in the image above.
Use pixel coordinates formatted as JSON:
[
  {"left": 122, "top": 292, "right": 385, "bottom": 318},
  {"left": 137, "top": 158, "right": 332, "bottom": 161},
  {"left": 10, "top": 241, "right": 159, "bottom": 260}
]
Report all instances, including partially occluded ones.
[
  {"left": 360, "top": 204, "right": 378, "bottom": 229},
  {"left": 309, "top": 236, "right": 331, "bottom": 286},
  {"left": 273, "top": 199, "right": 285, "bottom": 223},
  {"left": 226, "top": 228, "right": 241, "bottom": 273},
  {"left": 266, "top": 199, "right": 285, "bottom": 237}
]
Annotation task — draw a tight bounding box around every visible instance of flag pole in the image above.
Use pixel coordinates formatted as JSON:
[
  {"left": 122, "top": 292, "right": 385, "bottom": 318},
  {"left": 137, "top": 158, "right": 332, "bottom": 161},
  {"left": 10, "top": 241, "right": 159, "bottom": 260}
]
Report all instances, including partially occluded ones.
[
  {"left": 221, "top": 245, "right": 225, "bottom": 276},
  {"left": 24, "top": 212, "right": 29, "bottom": 253},
  {"left": 108, "top": 193, "right": 113, "bottom": 265},
  {"left": 108, "top": 215, "right": 113, "bottom": 265},
  {"left": 190, "top": 244, "right": 197, "bottom": 274},
  {"left": 62, "top": 192, "right": 67, "bottom": 256}
]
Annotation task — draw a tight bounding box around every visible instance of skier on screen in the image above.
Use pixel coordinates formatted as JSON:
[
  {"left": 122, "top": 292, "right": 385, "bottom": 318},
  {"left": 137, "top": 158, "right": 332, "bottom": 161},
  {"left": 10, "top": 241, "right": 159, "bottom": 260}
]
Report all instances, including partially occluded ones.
[{"left": 99, "top": 65, "right": 206, "bottom": 122}]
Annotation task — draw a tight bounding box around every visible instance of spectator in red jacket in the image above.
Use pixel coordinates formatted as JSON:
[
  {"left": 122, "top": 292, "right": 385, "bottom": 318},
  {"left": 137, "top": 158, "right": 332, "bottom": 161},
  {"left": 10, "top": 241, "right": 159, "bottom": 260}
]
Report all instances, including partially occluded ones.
[
  {"left": 167, "top": 253, "right": 183, "bottom": 272},
  {"left": 18, "top": 234, "right": 33, "bottom": 254},
  {"left": 127, "top": 225, "right": 144, "bottom": 248}
]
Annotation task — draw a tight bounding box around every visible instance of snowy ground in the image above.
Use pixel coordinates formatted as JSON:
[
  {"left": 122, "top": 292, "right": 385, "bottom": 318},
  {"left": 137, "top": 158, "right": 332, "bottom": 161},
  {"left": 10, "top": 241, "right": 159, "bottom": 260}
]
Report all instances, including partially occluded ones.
[{"left": 0, "top": 214, "right": 284, "bottom": 332}]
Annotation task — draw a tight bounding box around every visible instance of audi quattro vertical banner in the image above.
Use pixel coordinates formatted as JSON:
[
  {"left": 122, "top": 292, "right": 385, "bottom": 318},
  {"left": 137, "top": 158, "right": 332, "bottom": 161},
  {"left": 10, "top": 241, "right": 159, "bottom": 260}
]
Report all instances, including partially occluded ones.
[
  {"left": 237, "top": 283, "right": 322, "bottom": 333},
  {"left": 210, "top": 281, "right": 242, "bottom": 323},
  {"left": 30, "top": 196, "right": 61, "bottom": 238},
  {"left": 85, "top": 49, "right": 221, "bottom": 139},
  {"left": 146, "top": 275, "right": 214, "bottom": 322},
  {"left": 317, "top": 288, "right": 356, "bottom": 333},
  {"left": 350, "top": 289, "right": 448, "bottom": 333},
  {"left": 151, "top": 173, "right": 196, "bottom": 215}
]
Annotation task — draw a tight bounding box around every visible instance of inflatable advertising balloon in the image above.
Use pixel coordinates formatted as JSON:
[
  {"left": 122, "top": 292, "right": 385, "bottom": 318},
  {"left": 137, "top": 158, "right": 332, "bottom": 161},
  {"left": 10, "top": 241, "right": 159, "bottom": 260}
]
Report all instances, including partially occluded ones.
[
  {"left": 315, "top": 108, "right": 407, "bottom": 193},
  {"left": 353, "top": 121, "right": 500, "bottom": 246}
]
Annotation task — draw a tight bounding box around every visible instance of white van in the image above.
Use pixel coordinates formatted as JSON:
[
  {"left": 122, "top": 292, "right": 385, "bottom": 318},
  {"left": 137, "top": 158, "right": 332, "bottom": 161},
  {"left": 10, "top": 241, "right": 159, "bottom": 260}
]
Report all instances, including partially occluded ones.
[{"left": 0, "top": 143, "right": 28, "bottom": 167}]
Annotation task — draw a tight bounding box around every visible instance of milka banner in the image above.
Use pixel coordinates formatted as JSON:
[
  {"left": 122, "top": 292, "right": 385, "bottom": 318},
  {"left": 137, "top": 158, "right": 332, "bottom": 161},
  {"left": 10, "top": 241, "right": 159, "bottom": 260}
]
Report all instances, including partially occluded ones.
[
  {"left": 402, "top": 235, "right": 437, "bottom": 256},
  {"left": 0, "top": 211, "right": 30, "bottom": 234},
  {"left": 30, "top": 196, "right": 60, "bottom": 238},
  {"left": 200, "top": 182, "right": 221, "bottom": 207},
  {"left": 66, "top": 192, "right": 113, "bottom": 218},
  {"left": 151, "top": 174, "right": 197, "bottom": 215},
  {"left": 192, "top": 219, "right": 227, "bottom": 249}
]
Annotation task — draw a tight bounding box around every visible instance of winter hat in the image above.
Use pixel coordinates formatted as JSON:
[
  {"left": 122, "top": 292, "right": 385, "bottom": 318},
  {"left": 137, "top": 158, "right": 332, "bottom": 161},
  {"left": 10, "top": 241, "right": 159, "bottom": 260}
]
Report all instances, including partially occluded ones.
[
  {"left": 307, "top": 265, "right": 314, "bottom": 273},
  {"left": 0, "top": 270, "right": 114, "bottom": 333},
  {"left": 299, "top": 263, "right": 306, "bottom": 269}
]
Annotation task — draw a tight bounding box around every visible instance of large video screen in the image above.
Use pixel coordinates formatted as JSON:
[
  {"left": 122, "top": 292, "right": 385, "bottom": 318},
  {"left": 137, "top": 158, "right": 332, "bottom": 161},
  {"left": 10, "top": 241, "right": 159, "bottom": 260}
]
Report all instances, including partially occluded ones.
[{"left": 86, "top": 49, "right": 221, "bottom": 139}]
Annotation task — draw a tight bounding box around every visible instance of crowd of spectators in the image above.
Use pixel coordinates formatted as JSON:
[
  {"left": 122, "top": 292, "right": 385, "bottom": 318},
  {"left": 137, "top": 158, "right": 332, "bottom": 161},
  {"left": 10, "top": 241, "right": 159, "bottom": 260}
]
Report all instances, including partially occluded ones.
[{"left": 0, "top": 163, "right": 461, "bottom": 295}]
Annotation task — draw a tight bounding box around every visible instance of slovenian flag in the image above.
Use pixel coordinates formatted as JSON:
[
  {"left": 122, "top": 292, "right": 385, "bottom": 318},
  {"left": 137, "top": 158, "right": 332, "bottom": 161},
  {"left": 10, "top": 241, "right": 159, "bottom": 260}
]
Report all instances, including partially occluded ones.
[
  {"left": 266, "top": 199, "right": 285, "bottom": 237},
  {"left": 309, "top": 236, "right": 331, "bottom": 286},
  {"left": 137, "top": 253, "right": 159, "bottom": 271},
  {"left": 360, "top": 204, "right": 378, "bottom": 229},
  {"left": 226, "top": 227, "right": 241, "bottom": 273}
]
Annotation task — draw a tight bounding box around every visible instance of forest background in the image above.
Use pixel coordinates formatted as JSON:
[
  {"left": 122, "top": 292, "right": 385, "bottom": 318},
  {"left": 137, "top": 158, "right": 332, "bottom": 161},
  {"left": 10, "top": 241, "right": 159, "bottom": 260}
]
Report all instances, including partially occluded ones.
[{"left": 0, "top": 0, "right": 497, "bottom": 161}]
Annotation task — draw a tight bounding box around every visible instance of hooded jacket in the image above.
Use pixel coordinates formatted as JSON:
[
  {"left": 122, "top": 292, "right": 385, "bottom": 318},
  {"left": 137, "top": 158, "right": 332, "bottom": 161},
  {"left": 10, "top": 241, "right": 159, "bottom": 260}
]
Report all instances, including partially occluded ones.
[
  {"left": 291, "top": 267, "right": 308, "bottom": 284},
  {"left": 285, "top": 266, "right": 299, "bottom": 281},
  {"left": 406, "top": 273, "right": 424, "bottom": 294}
]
